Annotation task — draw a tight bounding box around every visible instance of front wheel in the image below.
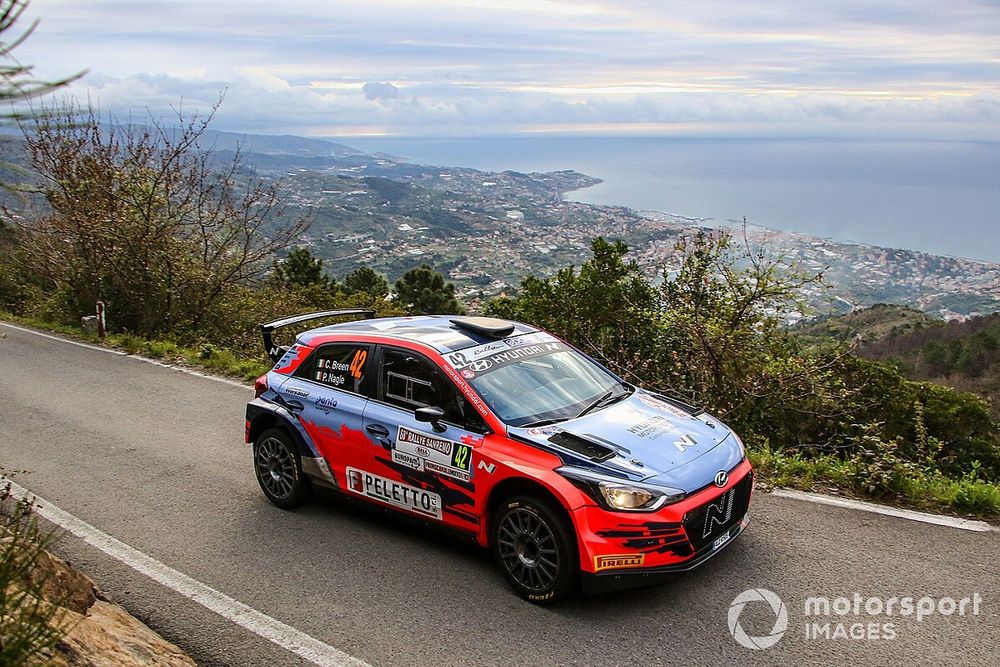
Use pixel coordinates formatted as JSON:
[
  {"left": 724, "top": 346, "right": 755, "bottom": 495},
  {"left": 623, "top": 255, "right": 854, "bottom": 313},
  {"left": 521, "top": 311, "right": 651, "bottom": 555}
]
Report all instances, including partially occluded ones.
[
  {"left": 253, "top": 427, "right": 312, "bottom": 509},
  {"left": 492, "top": 495, "right": 578, "bottom": 604}
]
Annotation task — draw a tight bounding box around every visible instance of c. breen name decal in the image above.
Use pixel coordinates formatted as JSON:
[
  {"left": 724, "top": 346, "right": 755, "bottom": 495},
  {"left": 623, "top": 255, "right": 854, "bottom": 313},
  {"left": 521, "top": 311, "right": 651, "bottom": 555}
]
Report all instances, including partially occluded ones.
[
  {"left": 593, "top": 554, "right": 646, "bottom": 572},
  {"left": 346, "top": 467, "right": 442, "bottom": 520},
  {"left": 394, "top": 426, "right": 473, "bottom": 482}
]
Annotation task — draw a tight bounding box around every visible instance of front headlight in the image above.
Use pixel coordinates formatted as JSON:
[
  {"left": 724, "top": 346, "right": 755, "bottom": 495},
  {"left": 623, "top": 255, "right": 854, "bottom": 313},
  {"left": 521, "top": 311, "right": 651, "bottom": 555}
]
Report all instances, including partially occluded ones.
[
  {"left": 600, "top": 484, "right": 656, "bottom": 510},
  {"left": 557, "top": 466, "right": 686, "bottom": 511}
]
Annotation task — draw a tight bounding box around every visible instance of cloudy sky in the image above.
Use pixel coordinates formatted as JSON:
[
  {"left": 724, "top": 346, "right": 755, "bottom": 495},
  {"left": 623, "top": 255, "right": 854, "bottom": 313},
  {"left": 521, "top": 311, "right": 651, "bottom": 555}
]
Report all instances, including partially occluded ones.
[{"left": 15, "top": 0, "right": 1000, "bottom": 137}]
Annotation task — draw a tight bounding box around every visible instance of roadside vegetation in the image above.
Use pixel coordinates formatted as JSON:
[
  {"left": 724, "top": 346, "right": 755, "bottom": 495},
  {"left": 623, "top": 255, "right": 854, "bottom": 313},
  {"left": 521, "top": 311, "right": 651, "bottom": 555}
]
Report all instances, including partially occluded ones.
[
  {"left": 0, "top": 61, "right": 996, "bottom": 520},
  {"left": 0, "top": 477, "right": 68, "bottom": 665}
]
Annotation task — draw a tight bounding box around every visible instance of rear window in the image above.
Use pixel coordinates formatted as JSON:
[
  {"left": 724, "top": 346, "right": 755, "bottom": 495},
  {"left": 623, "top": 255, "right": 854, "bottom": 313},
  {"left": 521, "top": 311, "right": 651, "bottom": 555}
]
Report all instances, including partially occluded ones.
[{"left": 296, "top": 344, "right": 370, "bottom": 394}]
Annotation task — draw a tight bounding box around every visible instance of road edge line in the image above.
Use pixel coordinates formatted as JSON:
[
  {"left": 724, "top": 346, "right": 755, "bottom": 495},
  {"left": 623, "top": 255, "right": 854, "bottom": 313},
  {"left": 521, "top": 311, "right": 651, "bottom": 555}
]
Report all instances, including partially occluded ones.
[
  {"left": 4, "top": 478, "right": 371, "bottom": 667},
  {"left": 770, "top": 488, "right": 996, "bottom": 532},
  {"left": 0, "top": 321, "right": 251, "bottom": 391}
]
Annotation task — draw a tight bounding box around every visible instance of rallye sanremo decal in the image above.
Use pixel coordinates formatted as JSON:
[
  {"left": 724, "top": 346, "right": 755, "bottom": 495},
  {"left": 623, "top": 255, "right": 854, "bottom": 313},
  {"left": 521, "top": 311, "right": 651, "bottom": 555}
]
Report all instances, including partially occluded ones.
[
  {"left": 391, "top": 426, "right": 473, "bottom": 482},
  {"left": 346, "top": 467, "right": 442, "bottom": 520}
]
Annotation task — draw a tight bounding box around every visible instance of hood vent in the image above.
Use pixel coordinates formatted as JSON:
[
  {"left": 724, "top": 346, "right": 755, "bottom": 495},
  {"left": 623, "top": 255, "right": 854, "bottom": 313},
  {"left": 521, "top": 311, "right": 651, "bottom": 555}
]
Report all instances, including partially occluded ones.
[{"left": 548, "top": 432, "right": 615, "bottom": 462}]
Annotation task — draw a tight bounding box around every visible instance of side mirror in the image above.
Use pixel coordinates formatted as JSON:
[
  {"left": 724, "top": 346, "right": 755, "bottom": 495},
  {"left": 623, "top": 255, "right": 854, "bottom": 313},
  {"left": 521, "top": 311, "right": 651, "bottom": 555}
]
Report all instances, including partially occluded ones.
[{"left": 415, "top": 406, "right": 447, "bottom": 433}]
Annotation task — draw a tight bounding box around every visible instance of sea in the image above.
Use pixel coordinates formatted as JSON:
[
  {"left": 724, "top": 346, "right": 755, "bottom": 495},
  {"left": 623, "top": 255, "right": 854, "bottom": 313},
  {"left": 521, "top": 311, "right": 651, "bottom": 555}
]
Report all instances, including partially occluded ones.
[{"left": 338, "top": 136, "right": 1000, "bottom": 264}]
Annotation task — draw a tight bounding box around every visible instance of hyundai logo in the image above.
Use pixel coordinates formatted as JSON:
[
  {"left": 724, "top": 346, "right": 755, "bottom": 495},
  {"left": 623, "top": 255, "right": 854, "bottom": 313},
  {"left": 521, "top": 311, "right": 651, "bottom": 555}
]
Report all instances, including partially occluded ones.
[{"left": 714, "top": 470, "right": 729, "bottom": 487}]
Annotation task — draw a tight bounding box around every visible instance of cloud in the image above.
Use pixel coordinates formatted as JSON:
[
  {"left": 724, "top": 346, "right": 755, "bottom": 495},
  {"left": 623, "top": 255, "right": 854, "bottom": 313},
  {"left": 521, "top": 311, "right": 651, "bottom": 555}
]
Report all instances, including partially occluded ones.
[
  {"left": 51, "top": 70, "right": 1000, "bottom": 141},
  {"left": 363, "top": 82, "right": 400, "bottom": 101},
  {"left": 16, "top": 0, "right": 1000, "bottom": 137}
]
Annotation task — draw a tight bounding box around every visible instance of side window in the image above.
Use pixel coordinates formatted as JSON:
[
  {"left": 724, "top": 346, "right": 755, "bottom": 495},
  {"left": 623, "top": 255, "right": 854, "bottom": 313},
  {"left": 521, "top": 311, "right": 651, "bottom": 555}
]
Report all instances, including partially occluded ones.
[
  {"left": 297, "top": 344, "right": 371, "bottom": 394},
  {"left": 380, "top": 348, "right": 488, "bottom": 433}
]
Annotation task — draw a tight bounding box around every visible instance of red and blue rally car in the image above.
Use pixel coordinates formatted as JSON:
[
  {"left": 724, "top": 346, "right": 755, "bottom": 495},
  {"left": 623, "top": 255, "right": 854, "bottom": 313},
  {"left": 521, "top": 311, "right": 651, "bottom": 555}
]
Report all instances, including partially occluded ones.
[{"left": 246, "top": 310, "right": 753, "bottom": 603}]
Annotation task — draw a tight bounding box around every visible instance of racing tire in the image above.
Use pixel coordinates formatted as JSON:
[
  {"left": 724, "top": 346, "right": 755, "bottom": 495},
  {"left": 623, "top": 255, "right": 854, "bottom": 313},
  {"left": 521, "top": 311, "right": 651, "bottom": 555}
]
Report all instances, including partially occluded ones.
[
  {"left": 253, "top": 427, "right": 312, "bottom": 509},
  {"left": 492, "top": 495, "right": 579, "bottom": 605}
]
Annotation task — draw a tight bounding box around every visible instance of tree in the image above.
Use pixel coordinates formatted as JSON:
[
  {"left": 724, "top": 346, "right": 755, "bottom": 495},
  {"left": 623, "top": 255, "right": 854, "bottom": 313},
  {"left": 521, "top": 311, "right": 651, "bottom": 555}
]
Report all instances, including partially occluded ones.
[
  {"left": 486, "top": 237, "right": 657, "bottom": 370},
  {"left": 394, "top": 264, "right": 464, "bottom": 315},
  {"left": 1, "top": 0, "right": 83, "bottom": 113},
  {"left": 271, "top": 247, "right": 334, "bottom": 290},
  {"left": 18, "top": 99, "right": 310, "bottom": 336},
  {"left": 343, "top": 266, "right": 388, "bottom": 299},
  {"left": 1, "top": 0, "right": 82, "bottom": 198}
]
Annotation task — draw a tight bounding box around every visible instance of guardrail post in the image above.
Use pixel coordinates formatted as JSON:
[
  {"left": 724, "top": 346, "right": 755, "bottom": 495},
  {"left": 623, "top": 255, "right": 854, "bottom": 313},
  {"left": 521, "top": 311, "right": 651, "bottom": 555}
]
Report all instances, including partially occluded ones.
[{"left": 96, "top": 301, "right": 106, "bottom": 340}]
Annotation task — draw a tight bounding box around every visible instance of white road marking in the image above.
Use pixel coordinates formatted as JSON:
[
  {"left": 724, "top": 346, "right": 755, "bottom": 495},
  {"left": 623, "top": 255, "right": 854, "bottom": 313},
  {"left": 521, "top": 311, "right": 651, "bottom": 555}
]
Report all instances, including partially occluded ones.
[
  {"left": 0, "top": 321, "right": 251, "bottom": 391},
  {"left": 771, "top": 488, "right": 996, "bottom": 532},
  {"left": 4, "top": 479, "right": 371, "bottom": 667},
  {"left": 0, "top": 321, "right": 127, "bottom": 355}
]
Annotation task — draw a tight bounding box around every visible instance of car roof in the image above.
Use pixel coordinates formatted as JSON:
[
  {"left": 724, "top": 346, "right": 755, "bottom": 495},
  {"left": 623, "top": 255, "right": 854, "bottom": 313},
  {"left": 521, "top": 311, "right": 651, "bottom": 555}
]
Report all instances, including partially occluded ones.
[{"left": 297, "top": 315, "right": 541, "bottom": 354}]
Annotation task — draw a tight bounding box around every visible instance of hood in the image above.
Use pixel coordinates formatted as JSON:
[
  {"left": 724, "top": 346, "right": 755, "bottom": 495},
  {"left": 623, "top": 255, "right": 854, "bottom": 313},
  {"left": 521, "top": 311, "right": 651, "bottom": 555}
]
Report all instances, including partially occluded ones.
[{"left": 509, "top": 390, "right": 744, "bottom": 493}]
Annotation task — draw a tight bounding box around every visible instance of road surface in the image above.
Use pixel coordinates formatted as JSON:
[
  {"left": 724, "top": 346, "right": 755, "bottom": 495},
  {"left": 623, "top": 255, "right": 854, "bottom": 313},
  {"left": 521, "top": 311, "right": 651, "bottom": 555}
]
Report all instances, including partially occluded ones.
[{"left": 1, "top": 321, "right": 997, "bottom": 666}]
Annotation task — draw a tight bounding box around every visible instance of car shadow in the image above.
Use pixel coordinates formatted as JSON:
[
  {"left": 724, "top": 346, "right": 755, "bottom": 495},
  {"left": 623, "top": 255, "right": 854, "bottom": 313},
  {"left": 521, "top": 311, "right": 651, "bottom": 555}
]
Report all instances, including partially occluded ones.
[{"left": 240, "top": 485, "right": 755, "bottom": 618}]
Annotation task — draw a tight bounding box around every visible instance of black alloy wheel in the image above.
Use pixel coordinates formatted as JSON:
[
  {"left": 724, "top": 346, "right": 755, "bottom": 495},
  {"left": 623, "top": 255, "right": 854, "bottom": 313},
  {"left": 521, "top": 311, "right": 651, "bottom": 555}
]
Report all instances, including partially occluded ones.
[
  {"left": 492, "top": 495, "right": 578, "bottom": 604},
  {"left": 253, "top": 427, "right": 311, "bottom": 509}
]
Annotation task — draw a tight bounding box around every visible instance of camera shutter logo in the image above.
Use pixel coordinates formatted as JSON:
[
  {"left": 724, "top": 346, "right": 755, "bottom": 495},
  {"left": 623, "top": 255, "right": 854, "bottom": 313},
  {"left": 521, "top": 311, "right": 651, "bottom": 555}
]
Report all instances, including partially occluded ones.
[{"left": 728, "top": 588, "right": 788, "bottom": 650}]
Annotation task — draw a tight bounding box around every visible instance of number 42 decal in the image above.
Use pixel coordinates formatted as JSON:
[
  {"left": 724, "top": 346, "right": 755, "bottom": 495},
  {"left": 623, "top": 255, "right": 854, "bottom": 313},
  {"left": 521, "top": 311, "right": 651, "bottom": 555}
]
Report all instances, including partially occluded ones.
[{"left": 349, "top": 349, "right": 368, "bottom": 380}]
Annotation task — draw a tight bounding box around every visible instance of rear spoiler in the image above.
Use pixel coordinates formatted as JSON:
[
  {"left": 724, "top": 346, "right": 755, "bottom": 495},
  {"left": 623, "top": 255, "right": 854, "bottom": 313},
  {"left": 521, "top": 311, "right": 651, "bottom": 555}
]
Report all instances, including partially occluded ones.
[{"left": 260, "top": 309, "right": 376, "bottom": 363}]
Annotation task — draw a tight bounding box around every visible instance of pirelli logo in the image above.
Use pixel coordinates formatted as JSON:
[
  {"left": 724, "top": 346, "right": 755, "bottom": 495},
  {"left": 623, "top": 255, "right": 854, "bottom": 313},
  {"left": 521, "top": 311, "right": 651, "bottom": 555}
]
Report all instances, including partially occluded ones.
[{"left": 594, "top": 554, "right": 645, "bottom": 572}]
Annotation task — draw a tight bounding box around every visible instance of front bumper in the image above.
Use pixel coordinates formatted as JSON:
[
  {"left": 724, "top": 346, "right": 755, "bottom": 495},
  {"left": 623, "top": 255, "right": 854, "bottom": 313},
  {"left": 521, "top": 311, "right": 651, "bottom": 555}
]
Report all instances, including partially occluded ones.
[
  {"left": 581, "top": 514, "right": 750, "bottom": 593},
  {"left": 571, "top": 459, "right": 754, "bottom": 593}
]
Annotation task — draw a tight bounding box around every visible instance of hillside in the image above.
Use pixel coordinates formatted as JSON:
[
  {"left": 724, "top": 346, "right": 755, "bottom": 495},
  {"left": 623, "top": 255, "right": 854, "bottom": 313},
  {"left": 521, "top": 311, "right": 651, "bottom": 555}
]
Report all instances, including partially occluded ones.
[
  {"left": 794, "top": 303, "right": 941, "bottom": 345},
  {"left": 799, "top": 305, "right": 1000, "bottom": 419}
]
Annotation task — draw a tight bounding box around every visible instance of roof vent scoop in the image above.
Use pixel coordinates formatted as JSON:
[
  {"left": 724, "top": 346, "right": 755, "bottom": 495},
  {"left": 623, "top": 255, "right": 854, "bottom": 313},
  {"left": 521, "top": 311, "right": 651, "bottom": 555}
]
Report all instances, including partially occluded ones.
[{"left": 450, "top": 316, "right": 516, "bottom": 339}]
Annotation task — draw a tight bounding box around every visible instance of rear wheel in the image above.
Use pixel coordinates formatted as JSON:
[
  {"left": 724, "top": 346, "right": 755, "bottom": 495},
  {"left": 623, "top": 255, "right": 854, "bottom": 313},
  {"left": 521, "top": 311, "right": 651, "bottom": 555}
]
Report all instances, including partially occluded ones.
[
  {"left": 253, "top": 427, "right": 311, "bottom": 509},
  {"left": 492, "top": 495, "right": 578, "bottom": 604}
]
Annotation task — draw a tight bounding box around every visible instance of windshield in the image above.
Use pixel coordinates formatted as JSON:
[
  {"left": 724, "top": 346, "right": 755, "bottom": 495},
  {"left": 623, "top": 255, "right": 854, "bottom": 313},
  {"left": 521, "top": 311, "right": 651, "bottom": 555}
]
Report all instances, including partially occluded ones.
[{"left": 447, "top": 336, "right": 626, "bottom": 427}]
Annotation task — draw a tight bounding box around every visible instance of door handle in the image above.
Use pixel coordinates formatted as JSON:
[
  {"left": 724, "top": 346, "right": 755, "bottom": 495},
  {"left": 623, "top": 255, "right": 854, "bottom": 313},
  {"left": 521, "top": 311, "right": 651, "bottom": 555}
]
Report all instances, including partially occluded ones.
[
  {"left": 285, "top": 400, "right": 305, "bottom": 413},
  {"left": 366, "top": 424, "right": 391, "bottom": 438}
]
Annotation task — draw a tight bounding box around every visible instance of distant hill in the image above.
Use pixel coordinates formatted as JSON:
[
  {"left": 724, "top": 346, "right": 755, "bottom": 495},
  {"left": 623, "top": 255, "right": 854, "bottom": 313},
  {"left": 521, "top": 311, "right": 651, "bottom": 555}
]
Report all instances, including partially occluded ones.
[
  {"left": 798, "top": 305, "right": 1000, "bottom": 419},
  {"left": 192, "top": 129, "right": 362, "bottom": 157},
  {"left": 794, "top": 303, "right": 941, "bottom": 345}
]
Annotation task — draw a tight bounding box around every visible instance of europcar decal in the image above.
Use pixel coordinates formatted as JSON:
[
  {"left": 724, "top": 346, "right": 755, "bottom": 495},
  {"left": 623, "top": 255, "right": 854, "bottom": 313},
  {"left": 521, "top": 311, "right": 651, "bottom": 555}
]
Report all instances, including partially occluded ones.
[
  {"left": 346, "top": 467, "right": 442, "bottom": 519},
  {"left": 594, "top": 554, "right": 646, "bottom": 572},
  {"left": 394, "top": 426, "right": 472, "bottom": 482}
]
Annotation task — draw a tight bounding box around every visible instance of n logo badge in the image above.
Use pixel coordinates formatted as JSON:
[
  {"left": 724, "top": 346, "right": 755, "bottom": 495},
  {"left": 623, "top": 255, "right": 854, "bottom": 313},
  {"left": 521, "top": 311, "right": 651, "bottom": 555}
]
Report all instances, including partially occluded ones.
[
  {"left": 703, "top": 488, "right": 735, "bottom": 538},
  {"left": 673, "top": 434, "right": 697, "bottom": 454}
]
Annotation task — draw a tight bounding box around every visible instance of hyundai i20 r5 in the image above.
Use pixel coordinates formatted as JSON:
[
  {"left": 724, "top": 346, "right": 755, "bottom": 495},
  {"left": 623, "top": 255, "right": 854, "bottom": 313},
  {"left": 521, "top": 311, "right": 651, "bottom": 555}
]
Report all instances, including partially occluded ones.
[{"left": 246, "top": 310, "right": 753, "bottom": 603}]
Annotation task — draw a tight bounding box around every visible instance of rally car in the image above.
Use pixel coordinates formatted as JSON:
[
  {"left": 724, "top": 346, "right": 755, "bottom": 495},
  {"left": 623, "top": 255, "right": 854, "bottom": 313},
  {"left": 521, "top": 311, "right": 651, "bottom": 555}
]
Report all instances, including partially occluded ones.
[{"left": 246, "top": 310, "right": 753, "bottom": 603}]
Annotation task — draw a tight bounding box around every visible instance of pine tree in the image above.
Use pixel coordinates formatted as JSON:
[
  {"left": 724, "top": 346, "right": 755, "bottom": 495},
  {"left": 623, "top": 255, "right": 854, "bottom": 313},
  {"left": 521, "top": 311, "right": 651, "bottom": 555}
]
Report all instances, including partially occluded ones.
[
  {"left": 394, "top": 264, "right": 464, "bottom": 315},
  {"left": 343, "top": 266, "right": 389, "bottom": 298}
]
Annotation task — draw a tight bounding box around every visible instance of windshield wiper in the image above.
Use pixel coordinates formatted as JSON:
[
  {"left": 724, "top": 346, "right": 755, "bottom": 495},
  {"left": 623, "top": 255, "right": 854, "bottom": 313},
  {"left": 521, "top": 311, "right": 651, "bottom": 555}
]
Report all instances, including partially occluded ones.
[
  {"left": 574, "top": 384, "right": 632, "bottom": 420},
  {"left": 574, "top": 389, "right": 615, "bottom": 419}
]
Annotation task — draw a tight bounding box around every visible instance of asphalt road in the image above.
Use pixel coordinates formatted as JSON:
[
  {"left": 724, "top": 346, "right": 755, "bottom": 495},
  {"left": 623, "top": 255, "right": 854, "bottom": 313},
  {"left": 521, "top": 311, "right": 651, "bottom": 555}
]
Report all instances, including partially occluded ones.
[{"left": 1, "top": 321, "right": 998, "bottom": 667}]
